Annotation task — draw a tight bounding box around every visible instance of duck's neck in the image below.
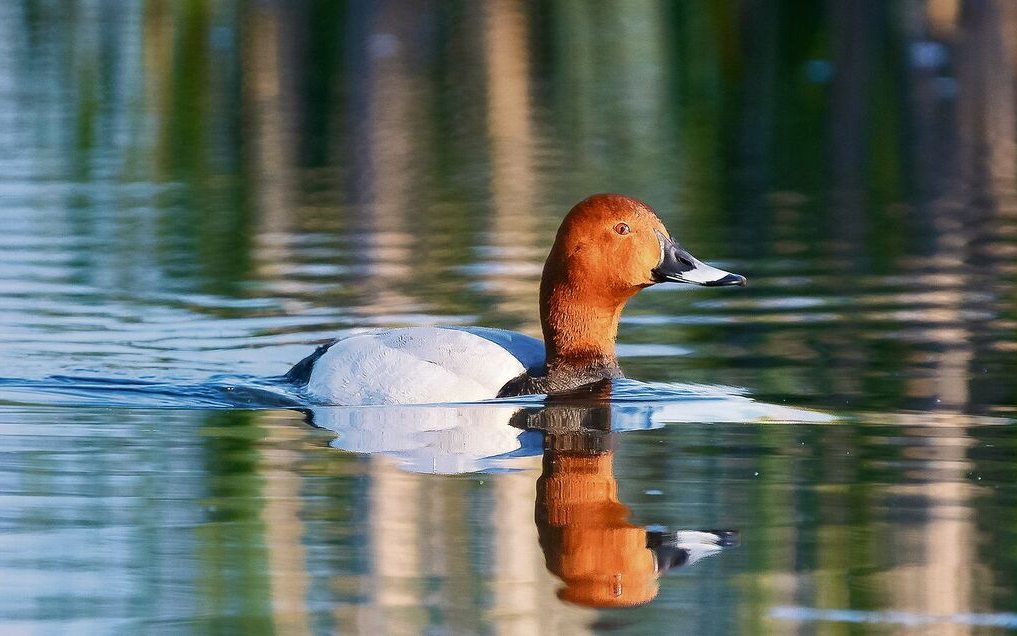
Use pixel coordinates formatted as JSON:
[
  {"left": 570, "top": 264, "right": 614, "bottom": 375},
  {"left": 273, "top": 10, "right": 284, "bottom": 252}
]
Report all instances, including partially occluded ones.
[{"left": 539, "top": 279, "right": 631, "bottom": 375}]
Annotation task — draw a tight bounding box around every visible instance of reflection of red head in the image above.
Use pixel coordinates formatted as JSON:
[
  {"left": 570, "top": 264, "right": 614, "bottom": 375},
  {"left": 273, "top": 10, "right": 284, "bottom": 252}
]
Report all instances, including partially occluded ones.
[{"left": 537, "top": 451, "right": 658, "bottom": 607}]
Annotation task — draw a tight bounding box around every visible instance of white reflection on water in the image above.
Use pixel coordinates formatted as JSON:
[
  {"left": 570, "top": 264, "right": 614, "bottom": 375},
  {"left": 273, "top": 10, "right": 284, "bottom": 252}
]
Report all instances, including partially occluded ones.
[
  {"left": 310, "top": 383, "right": 833, "bottom": 474},
  {"left": 772, "top": 606, "right": 1017, "bottom": 628}
]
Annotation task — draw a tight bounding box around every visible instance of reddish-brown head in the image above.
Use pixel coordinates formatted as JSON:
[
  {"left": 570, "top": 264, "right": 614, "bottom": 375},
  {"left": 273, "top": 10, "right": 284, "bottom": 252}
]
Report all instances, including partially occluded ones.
[
  {"left": 539, "top": 194, "right": 744, "bottom": 366},
  {"left": 542, "top": 194, "right": 669, "bottom": 302}
]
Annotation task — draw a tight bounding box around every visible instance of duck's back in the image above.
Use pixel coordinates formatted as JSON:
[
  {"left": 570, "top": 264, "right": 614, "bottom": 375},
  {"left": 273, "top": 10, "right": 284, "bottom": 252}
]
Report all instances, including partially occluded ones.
[{"left": 290, "top": 326, "right": 545, "bottom": 405}]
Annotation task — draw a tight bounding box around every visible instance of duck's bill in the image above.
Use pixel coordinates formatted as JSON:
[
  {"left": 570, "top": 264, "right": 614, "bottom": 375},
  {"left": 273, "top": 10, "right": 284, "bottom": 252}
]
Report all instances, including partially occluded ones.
[
  {"left": 652, "top": 232, "right": 746, "bottom": 287},
  {"left": 658, "top": 255, "right": 747, "bottom": 287}
]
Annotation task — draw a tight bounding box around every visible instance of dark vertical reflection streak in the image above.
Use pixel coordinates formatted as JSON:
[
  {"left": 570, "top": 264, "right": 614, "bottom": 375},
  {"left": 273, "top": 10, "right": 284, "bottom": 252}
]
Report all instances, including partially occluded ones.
[{"left": 829, "top": 0, "right": 884, "bottom": 257}]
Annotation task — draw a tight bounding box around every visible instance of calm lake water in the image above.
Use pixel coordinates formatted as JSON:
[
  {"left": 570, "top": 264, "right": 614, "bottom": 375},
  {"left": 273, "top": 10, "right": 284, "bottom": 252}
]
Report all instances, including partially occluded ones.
[{"left": 3, "top": 1, "right": 1017, "bottom": 633}]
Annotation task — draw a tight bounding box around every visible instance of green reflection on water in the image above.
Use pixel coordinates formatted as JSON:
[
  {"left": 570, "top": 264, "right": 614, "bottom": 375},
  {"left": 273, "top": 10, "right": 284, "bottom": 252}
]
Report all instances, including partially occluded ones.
[{"left": 194, "top": 411, "right": 272, "bottom": 630}]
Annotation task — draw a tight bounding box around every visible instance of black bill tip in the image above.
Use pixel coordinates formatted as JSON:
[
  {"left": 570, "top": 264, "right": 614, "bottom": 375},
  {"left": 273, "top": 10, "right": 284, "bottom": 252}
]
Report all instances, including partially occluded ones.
[{"left": 701, "top": 273, "right": 747, "bottom": 287}]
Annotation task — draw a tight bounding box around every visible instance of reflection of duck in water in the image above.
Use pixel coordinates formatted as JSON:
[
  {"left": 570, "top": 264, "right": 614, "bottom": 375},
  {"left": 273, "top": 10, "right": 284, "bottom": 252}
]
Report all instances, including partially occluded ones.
[
  {"left": 308, "top": 382, "right": 831, "bottom": 473},
  {"left": 513, "top": 385, "right": 739, "bottom": 608}
]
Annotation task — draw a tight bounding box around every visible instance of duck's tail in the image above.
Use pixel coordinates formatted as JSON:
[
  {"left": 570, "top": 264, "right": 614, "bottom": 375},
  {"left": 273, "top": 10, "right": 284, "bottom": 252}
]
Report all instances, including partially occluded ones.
[{"left": 283, "top": 340, "right": 337, "bottom": 385}]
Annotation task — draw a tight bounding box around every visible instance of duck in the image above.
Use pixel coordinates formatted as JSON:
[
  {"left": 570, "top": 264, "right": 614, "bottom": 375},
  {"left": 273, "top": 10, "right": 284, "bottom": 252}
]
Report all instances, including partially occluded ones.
[{"left": 286, "top": 193, "right": 746, "bottom": 405}]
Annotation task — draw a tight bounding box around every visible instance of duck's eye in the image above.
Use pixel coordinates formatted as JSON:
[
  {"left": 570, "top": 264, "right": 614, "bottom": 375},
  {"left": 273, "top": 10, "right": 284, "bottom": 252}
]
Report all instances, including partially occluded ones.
[{"left": 614, "top": 223, "right": 630, "bottom": 235}]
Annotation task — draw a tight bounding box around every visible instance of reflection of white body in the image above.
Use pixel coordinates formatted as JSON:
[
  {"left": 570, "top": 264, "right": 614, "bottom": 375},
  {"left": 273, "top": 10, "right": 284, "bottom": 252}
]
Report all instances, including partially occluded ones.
[
  {"left": 305, "top": 327, "right": 544, "bottom": 405},
  {"left": 311, "top": 405, "right": 530, "bottom": 474},
  {"left": 310, "top": 388, "right": 833, "bottom": 474}
]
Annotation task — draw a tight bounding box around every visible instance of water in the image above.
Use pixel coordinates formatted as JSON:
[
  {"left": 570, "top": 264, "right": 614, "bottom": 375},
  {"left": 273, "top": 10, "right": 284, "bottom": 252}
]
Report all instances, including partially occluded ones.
[{"left": 3, "top": 1, "right": 1017, "bottom": 633}]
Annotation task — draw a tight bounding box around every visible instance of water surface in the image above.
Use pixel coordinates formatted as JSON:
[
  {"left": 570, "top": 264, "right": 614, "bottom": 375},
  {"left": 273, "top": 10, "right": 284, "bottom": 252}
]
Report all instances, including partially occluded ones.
[{"left": 2, "top": 1, "right": 1017, "bottom": 633}]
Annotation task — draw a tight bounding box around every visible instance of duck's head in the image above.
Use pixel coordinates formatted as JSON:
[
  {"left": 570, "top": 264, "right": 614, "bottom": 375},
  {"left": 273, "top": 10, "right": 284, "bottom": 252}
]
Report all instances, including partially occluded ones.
[
  {"left": 539, "top": 194, "right": 745, "bottom": 366},
  {"left": 542, "top": 194, "right": 745, "bottom": 304}
]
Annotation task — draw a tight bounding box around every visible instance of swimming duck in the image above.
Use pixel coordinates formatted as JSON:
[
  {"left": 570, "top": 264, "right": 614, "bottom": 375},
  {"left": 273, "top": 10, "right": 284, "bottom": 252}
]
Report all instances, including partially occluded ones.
[{"left": 287, "top": 193, "right": 745, "bottom": 405}]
